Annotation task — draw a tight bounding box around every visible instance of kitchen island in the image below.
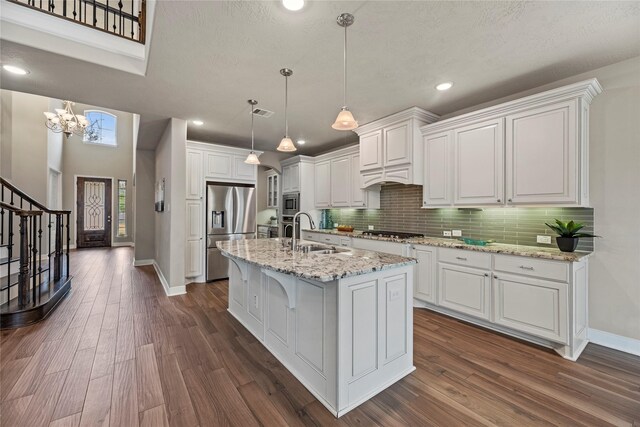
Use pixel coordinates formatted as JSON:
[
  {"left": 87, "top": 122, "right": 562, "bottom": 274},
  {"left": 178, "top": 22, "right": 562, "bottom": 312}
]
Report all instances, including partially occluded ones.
[{"left": 217, "top": 238, "right": 416, "bottom": 417}]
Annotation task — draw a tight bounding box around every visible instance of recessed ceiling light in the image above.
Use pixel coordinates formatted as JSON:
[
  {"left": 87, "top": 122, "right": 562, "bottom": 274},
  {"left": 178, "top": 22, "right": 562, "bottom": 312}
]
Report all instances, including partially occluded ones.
[
  {"left": 2, "top": 65, "right": 29, "bottom": 75},
  {"left": 282, "top": 0, "right": 304, "bottom": 11},
  {"left": 297, "top": 139, "right": 306, "bottom": 145},
  {"left": 192, "top": 120, "right": 204, "bottom": 126},
  {"left": 436, "top": 82, "right": 453, "bottom": 91}
]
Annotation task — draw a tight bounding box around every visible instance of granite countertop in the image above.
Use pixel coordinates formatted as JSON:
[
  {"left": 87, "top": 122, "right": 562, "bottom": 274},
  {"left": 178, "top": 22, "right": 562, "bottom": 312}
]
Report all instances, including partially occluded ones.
[
  {"left": 216, "top": 238, "right": 416, "bottom": 282},
  {"left": 303, "top": 229, "right": 592, "bottom": 262}
]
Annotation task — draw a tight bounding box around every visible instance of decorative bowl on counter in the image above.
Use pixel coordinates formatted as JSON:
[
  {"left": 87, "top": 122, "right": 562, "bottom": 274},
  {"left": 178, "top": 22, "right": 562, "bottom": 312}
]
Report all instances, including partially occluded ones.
[
  {"left": 337, "top": 225, "right": 354, "bottom": 232},
  {"left": 459, "top": 237, "right": 495, "bottom": 246}
]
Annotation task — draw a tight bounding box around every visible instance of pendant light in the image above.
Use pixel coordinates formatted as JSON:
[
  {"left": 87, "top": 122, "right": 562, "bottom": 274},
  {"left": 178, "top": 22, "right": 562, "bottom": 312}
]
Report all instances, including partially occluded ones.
[
  {"left": 245, "top": 99, "right": 261, "bottom": 165},
  {"left": 332, "top": 13, "right": 358, "bottom": 131},
  {"left": 277, "top": 68, "right": 297, "bottom": 152}
]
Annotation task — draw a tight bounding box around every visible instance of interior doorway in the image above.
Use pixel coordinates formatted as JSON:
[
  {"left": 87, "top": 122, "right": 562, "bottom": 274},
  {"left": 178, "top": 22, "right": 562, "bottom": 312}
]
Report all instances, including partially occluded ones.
[{"left": 76, "top": 177, "right": 113, "bottom": 248}]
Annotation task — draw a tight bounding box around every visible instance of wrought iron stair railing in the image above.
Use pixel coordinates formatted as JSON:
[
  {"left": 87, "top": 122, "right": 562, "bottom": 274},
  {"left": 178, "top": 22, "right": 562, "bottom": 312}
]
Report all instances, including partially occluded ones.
[
  {"left": 0, "top": 177, "right": 72, "bottom": 329},
  {"left": 6, "top": 0, "right": 146, "bottom": 43}
]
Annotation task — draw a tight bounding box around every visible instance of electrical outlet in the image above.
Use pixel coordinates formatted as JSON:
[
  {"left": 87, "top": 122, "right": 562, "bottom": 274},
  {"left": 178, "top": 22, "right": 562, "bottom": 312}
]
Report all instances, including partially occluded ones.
[
  {"left": 452, "top": 230, "right": 462, "bottom": 237},
  {"left": 368, "top": 225, "right": 374, "bottom": 230},
  {"left": 443, "top": 230, "right": 452, "bottom": 237},
  {"left": 537, "top": 235, "right": 552, "bottom": 244}
]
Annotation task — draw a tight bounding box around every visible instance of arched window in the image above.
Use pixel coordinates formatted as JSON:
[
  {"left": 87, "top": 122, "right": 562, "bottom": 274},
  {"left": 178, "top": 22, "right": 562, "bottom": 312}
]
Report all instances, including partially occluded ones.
[{"left": 83, "top": 110, "right": 117, "bottom": 146}]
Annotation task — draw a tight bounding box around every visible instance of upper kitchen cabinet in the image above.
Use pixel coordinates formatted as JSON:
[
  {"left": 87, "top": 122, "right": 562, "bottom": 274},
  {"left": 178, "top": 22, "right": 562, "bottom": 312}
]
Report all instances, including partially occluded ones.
[
  {"left": 187, "top": 141, "right": 260, "bottom": 184},
  {"left": 313, "top": 146, "right": 380, "bottom": 209},
  {"left": 266, "top": 170, "right": 279, "bottom": 208},
  {"left": 420, "top": 79, "right": 602, "bottom": 208},
  {"left": 282, "top": 162, "right": 300, "bottom": 193},
  {"left": 354, "top": 107, "right": 439, "bottom": 187}
]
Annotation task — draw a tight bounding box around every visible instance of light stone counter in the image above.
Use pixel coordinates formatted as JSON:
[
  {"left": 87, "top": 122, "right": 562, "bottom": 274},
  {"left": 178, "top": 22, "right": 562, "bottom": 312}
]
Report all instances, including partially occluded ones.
[
  {"left": 216, "top": 238, "right": 416, "bottom": 282},
  {"left": 303, "top": 229, "right": 592, "bottom": 262}
]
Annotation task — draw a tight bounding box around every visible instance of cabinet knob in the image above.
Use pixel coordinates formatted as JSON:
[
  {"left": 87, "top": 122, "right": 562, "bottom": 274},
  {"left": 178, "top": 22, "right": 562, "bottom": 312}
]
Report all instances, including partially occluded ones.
[
  {"left": 508, "top": 198, "right": 512, "bottom": 202},
  {"left": 494, "top": 275, "right": 498, "bottom": 279},
  {"left": 423, "top": 201, "right": 426, "bottom": 205},
  {"left": 497, "top": 199, "right": 501, "bottom": 203},
  {"left": 484, "top": 273, "right": 489, "bottom": 277}
]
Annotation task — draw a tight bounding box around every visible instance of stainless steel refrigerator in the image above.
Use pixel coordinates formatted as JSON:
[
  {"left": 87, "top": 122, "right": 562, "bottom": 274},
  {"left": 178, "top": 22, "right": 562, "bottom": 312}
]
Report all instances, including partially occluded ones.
[{"left": 206, "top": 183, "right": 256, "bottom": 281}]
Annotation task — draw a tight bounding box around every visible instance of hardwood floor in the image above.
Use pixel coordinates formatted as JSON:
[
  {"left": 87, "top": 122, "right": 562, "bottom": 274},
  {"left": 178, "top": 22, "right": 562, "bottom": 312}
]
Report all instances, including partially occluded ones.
[{"left": 1, "top": 247, "right": 638, "bottom": 426}]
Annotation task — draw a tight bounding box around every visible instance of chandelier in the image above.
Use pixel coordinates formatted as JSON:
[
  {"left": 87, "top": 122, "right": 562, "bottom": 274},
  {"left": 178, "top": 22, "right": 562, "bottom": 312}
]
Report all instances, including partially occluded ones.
[{"left": 44, "top": 100, "right": 89, "bottom": 137}]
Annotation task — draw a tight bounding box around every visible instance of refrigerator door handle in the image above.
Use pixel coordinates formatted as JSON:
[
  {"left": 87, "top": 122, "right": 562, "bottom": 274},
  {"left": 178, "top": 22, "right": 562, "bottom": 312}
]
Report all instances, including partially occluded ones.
[{"left": 232, "top": 188, "right": 239, "bottom": 233}]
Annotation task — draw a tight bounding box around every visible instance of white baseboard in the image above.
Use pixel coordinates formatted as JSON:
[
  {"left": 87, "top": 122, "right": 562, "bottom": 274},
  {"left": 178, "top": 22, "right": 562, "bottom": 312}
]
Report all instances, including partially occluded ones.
[
  {"left": 133, "top": 259, "right": 154, "bottom": 267},
  {"left": 588, "top": 328, "right": 640, "bottom": 357},
  {"left": 112, "top": 241, "right": 134, "bottom": 247},
  {"left": 151, "top": 261, "right": 186, "bottom": 297},
  {"left": 69, "top": 244, "right": 76, "bottom": 250}
]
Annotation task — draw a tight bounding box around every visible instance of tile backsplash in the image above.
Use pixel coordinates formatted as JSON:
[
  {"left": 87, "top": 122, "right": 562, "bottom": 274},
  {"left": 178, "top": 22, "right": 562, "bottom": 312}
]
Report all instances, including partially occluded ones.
[{"left": 325, "top": 183, "right": 595, "bottom": 251}]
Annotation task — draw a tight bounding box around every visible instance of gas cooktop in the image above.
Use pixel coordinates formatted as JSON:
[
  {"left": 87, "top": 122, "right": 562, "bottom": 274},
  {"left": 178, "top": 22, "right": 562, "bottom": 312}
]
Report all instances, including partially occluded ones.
[{"left": 360, "top": 230, "right": 424, "bottom": 239}]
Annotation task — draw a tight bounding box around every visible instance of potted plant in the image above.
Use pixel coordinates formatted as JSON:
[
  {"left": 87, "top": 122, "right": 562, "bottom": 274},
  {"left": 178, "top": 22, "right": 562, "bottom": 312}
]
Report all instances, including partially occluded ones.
[
  {"left": 545, "top": 219, "right": 599, "bottom": 252},
  {"left": 270, "top": 215, "right": 278, "bottom": 226}
]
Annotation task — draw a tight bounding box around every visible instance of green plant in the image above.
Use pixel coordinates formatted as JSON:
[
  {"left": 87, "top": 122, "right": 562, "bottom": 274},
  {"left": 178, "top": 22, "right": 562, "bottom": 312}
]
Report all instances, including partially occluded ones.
[{"left": 545, "top": 219, "right": 599, "bottom": 238}]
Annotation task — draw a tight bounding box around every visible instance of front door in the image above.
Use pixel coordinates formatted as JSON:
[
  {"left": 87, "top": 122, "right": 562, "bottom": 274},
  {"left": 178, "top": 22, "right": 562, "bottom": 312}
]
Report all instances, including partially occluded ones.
[{"left": 77, "top": 177, "right": 112, "bottom": 248}]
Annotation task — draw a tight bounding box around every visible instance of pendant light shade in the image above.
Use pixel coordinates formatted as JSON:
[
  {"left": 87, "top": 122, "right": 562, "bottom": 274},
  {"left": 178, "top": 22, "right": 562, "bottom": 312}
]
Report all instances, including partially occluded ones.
[
  {"left": 332, "top": 13, "right": 358, "bottom": 131},
  {"left": 277, "top": 68, "right": 297, "bottom": 152},
  {"left": 245, "top": 99, "right": 261, "bottom": 165}
]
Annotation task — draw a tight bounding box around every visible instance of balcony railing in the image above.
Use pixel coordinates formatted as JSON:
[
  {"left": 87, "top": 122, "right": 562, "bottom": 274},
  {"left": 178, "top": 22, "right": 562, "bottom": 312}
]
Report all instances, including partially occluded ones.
[{"left": 6, "top": 0, "right": 146, "bottom": 43}]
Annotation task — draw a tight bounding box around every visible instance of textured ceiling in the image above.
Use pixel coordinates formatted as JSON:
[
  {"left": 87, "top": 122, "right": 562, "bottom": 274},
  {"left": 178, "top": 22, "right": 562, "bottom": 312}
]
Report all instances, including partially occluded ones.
[{"left": 1, "top": 1, "right": 639, "bottom": 152}]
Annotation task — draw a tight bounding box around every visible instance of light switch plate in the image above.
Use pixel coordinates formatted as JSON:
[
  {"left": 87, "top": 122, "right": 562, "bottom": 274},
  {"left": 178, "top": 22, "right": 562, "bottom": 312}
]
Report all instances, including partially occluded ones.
[
  {"left": 452, "top": 230, "right": 462, "bottom": 237},
  {"left": 443, "top": 231, "right": 452, "bottom": 237},
  {"left": 537, "top": 235, "right": 552, "bottom": 244},
  {"left": 368, "top": 225, "right": 374, "bottom": 230}
]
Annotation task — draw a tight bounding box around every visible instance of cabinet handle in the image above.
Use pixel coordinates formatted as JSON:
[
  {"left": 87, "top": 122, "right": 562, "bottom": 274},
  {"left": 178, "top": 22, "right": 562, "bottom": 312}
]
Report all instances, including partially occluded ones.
[
  {"left": 455, "top": 257, "right": 467, "bottom": 261},
  {"left": 519, "top": 265, "right": 534, "bottom": 270},
  {"left": 484, "top": 273, "right": 489, "bottom": 277},
  {"left": 494, "top": 275, "right": 498, "bottom": 279}
]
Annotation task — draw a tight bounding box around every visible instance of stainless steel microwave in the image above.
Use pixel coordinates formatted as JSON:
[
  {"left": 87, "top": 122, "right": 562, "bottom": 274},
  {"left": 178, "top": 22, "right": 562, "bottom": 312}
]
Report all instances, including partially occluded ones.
[{"left": 282, "top": 192, "right": 299, "bottom": 216}]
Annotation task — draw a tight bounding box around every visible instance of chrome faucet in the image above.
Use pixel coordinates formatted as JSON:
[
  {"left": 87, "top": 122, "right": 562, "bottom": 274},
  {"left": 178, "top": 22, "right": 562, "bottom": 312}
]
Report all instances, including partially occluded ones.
[{"left": 292, "top": 211, "right": 316, "bottom": 250}]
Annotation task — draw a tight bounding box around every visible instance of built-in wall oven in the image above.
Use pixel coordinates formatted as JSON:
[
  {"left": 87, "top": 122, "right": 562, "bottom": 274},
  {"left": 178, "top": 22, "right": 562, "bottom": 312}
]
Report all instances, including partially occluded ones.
[{"left": 282, "top": 193, "right": 300, "bottom": 217}]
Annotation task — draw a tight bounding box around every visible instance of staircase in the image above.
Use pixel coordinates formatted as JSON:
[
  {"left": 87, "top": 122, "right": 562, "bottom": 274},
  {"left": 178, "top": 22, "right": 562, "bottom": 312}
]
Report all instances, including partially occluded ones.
[{"left": 0, "top": 178, "right": 72, "bottom": 329}]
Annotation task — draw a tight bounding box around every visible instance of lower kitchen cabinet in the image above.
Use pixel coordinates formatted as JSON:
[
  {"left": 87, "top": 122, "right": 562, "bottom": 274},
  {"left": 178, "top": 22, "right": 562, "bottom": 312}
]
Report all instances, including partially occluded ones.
[
  {"left": 185, "top": 239, "right": 203, "bottom": 278},
  {"left": 437, "top": 262, "right": 491, "bottom": 321},
  {"left": 412, "top": 245, "right": 436, "bottom": 304},
  {"left": 493, "top": 273, "right": 568, "bottom": 343}
]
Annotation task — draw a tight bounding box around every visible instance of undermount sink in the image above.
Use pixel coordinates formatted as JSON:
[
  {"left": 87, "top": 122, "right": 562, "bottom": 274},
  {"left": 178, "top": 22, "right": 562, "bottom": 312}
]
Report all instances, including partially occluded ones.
[
  {"left": 296, "top": 244, "right": 350, "bottom": 255},
  {"left": 312, "top": 249, "right": 350, "bottom": 255}
]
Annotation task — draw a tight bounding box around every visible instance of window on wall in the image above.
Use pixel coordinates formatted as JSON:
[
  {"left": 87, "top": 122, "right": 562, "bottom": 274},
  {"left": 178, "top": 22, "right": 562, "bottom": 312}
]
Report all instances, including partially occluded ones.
[
  {"left": 83, "top": 110, "right": 117, "bottom": 146},
  {"left": 117, "top": 180, "right": 127, "bottom": 237}
]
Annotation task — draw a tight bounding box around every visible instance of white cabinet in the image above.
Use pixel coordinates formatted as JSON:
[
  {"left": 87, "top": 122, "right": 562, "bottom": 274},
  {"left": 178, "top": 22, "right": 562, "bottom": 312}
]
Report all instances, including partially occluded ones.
[
  {"left": 204, "top": 150, "right": 257, "bottom": 182},
  {"left": 282, "top": 163, "right": 300, "bottom": 193},
  {"left": 383, "top": 120, "right": 412, "bottom": 167},
  {"left": 314, "top": 161, "right": 331, "bottom": 208},
  {"left": 185, "top": 201, "right": 203, "bottom": 278},
  {"left": 437, "top": 262, "right": 492, "bottom": 321},
  {"left": 313, "top": 146, "right": 380, "bottom": 209},
  {"left": 186, "top": 150, "right": 203, "bottom": 200},
  {"left": 493, "top": 273, "right": 568, "bottom": 343},
  {"left": 234, "top": 156, "right": 256, "bottom": 181},
  {"left": 420, "top": 79, "right": 600, "bottom": 208},
  {"left": 422, "top": 131, "right": 452, "bottom": 207},
  {"left": 350, "top": 237, "right": 407, "bottom": 256},
  {"left": 267, "top": 172, "right": 279, "bottom": 208},
  {"left": 412, "top": 245, "right": 436, "bottom": 304},
  {"left": 355, "top": 107, "right": 439, "bottom": 187},
  {"left": 453, "top": 118, "right": 504, "bottom": 206},
  {"left": 330, "top": 156, "right": 351, "bottom": 207},
  {"left": 359, "top": 130, "right": 383, "bottom": 171},
  {"left": 506, "top": 100, "right": 578, "bottom": 205}
]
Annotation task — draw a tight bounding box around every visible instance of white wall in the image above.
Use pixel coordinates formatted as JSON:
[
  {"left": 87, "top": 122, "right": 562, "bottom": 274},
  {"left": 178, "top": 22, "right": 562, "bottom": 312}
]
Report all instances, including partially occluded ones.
[
  {"left": 443, "top": 56, "right": 640, "bottom": 342},
  {"left": 134, "top": 149, "right": 155, "bottom": 261},
  {"left": 154, "top": 118, "right": 187, "bottom": 293}
]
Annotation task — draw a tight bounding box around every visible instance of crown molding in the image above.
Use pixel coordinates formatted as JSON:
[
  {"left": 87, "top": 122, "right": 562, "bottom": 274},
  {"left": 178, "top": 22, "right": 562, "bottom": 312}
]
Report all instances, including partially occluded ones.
[{"left": 354, "top": 106, "right": 440, "bottom": 136}]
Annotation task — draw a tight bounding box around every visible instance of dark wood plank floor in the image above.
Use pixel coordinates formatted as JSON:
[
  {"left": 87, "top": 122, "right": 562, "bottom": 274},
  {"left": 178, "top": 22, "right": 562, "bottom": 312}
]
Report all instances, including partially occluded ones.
[{"left": 1, "top": 247, "right": 638, "bottom": 426}]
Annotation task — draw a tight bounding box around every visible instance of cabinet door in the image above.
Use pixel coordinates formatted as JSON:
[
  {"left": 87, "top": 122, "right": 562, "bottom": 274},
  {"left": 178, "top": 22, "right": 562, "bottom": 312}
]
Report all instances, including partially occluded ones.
[
  {"left": 422, "top": 132, "right": 452, "bottom": 207},
  {"left": 359, "top": 130, "right": 383, "bottom": 171},
  {"left": 272, "top": 174, "right": 279, "bottom": 208},
  {"left": 437, "top": 263, "right": 491, "bottom": 320},
  {"left": 234, "top": 156, "right": 256, "bottom": 181},
  {"left": 413, "top": 246, "right": 436, "bottom": 304},
  {"left": 186, "top": 150, "right": 203, "bottom": 200},
  {"left": 186, "top": 201, "right": 203, "bottom": 240},
  {"left": 185, "top": 239, "right": 203, "bottom": 278},
  {"left": 205, "top": 151, "right": 232, "bottom": 179},
  {"left": 351, "top": 154, "right": 366, "bottom": 207},
  {"left": 493, "top": 272, "right": 568, "bottom": 343},
  {"left": 454, "top": 118, "right": 504, "bottom": 206},
  {"left": 330, "top": 156, "right": 351, "bottom": 207},
  {"left": 314, "top": 161, "right": 331, "bottom": 208},
  {"left": 384, "top": 120, "right": 412, "bottom": 167},
  {"left": 506, "top": 100, "right": 577, "bottom": 205},
  {"left": 283, "top": 163, "right": 300, "bottom": 193}
]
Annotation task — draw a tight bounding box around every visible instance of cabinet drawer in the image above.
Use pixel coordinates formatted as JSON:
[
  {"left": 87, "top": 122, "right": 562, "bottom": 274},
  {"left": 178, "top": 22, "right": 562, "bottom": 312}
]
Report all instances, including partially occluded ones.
[
  {"left": 438, "top": 248, "right": 492, "bottom": 270},
  {"left": 494, "top": 254, "right": 569, "bottom": 282},
  {"left": 303, "top": 232, "right": 340, "bottom": 245},
  {"left": 339, "top": 237, "right": 352, "bottom": 247}
]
